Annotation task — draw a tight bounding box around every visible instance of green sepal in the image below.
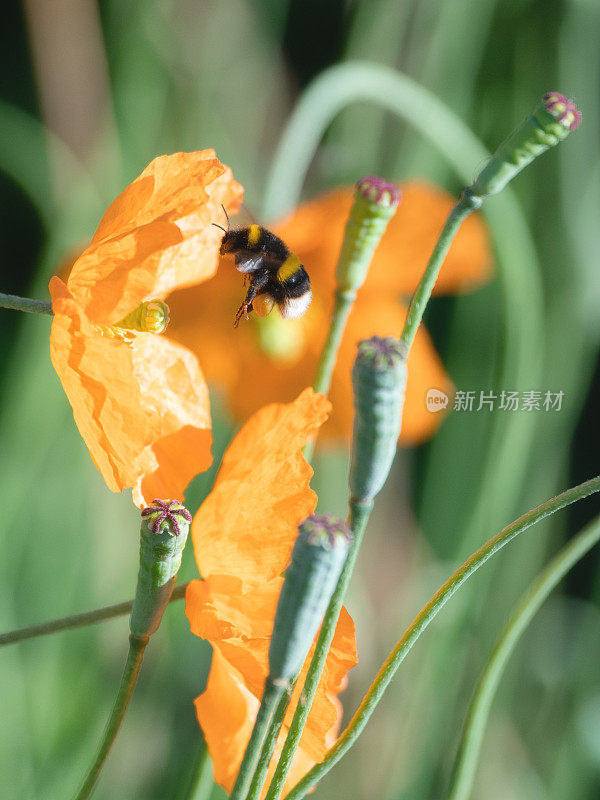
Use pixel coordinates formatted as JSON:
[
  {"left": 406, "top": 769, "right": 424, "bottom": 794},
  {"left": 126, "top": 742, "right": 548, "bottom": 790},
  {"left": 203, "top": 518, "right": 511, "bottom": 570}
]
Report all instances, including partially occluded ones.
[
  {"left": 268, "top": 515, "right": 351, "bottom": 684},
  {"left": 350, "top": 336, "right": 408, "bottom": 502},
  {"left": 130, "top": 501, "right": 191, "bottom": 639}
]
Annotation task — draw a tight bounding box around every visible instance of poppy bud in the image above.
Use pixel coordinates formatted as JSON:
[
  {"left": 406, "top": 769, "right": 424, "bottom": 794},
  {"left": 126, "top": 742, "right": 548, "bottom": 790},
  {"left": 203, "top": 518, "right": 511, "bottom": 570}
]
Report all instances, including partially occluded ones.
[
  {"left": 471, "top": 92, "right": 581, "bottom": 198},
  {"left": 268, "top": 514, "right": 352, "bottom": 685},
  {"left": 115, "top": 300, "right": 170, "bottom": 334},
  {"left": 336, "top": 176, "right": 401, "bottom": 292},
  {"left": 350, "top": 336, "right": 408, "bottom": 502},
  {"left": 130, "top": 500, "right": 192, "bottom": 639}
]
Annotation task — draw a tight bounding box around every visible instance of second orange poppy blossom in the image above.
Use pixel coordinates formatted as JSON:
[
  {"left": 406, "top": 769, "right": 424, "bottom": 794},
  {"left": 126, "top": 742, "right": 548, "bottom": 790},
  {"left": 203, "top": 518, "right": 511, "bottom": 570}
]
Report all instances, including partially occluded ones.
[
  {"left": 185, "top": 388, "right": 358, "bottom": 795},
  {"left": 168, "top": 182, "right": 492, "bottom": 445},
  {"left": 49, "top": 150, "right": 243, "bottom": 506}
]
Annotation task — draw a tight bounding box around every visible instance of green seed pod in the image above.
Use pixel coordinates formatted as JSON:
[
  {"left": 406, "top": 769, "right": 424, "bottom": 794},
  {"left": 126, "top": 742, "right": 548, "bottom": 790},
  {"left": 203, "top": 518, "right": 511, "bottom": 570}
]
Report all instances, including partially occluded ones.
[
  {"left": 268, "top": 515, "right": 352, "bottom": 685},
  {"left": 336, "top": 176, "right": 401, "bottom": 292},
  {"left": 115, "top": 300, "right": 170, "bottom": 334},
  {"left": 472, "top": 92, "right": 581, "bottom": 198},
  {"left": 130, "top": 500, "right": 192, "bottom": 639},
  {"left": 350, "top": 336, "right": 408, "bottom": 502}
]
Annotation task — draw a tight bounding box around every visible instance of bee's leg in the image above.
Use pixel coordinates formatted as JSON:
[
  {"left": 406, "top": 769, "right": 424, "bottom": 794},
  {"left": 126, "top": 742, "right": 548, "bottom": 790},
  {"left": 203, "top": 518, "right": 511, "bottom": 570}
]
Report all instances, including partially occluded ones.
[
  {"left": 234, "top": 284, "right": 258, "bottom": 328},
  {"left": 234, "top": 269, "right": 270, "bottom": 327}
]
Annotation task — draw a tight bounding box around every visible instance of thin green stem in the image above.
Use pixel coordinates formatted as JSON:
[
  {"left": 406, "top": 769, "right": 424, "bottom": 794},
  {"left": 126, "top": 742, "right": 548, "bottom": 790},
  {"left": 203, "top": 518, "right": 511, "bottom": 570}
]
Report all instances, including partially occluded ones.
[
  {"left": 246, "top": 685, "right": 294, "bottom": 800},
  {"left": 399, "top": 192, "right": 479, "bottom": 351},
  {"left": 229, "top": 677, "right": 285, "bottom": 800},
  {"left": 74, "top": 634, "right": 148, "bottom": 800},
  {"left": 447, "top": 514, "right": 600, "bottom": 800},
  {"left": 265, "top": 499, "right": 373, "bottom": 800},
  {"left": 0, "top": 582, "right": 189, "bottom": 647},
  {"left": 303, "top": 288, "right": 356, "bottom": 462},
  {"left": 0, "top": 292, "right": 53, "bottom": 316},
  {"left": 184, "top": 741, "right": 214, "bottom": 800},
  {"left": 283, "top": 476, "right": 600, "bottom": 800}
]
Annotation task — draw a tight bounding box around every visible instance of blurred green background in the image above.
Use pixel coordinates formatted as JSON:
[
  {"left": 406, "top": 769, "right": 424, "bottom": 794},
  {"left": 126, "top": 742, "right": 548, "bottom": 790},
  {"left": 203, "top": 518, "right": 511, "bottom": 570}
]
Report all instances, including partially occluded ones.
[{"left": 1, "top": 1, "right": 599, "bottom": 798}]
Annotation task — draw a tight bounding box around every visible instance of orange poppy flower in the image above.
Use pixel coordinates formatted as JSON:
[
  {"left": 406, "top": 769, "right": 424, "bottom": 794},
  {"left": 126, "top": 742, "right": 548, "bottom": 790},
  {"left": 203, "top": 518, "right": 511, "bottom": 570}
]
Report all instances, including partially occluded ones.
[
  {"left": 49, "top": 150, "right": 243, "bottom": 506},
  {"left": 167, "top": 182, "right": 491, "bottom": 444},
  {"left": 185, "top": 388, "right": 358, "bottom": 795}
]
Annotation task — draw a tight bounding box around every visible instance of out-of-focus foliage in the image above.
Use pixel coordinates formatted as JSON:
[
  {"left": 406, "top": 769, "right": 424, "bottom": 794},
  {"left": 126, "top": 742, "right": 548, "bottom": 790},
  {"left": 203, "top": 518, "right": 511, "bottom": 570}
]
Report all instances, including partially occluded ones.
[{"left": 1, "top": 1, "right": 599, "bottom": 798}]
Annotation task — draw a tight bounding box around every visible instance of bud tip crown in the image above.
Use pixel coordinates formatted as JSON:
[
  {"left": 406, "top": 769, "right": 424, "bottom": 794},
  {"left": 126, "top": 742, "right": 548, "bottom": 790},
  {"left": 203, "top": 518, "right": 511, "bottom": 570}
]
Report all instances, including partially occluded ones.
[{"left": 355, "top": 176, "right": 401, "bottom": 207}]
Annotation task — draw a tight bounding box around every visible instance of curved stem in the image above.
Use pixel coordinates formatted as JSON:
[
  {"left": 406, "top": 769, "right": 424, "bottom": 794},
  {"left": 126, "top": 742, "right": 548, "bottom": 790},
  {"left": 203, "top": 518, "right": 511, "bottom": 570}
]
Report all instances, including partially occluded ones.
[
  {"left": 74, "top": 634, "right": 148, "bottom": 800},
  {"left": 265, "top": 499, "right": 373, "bottom": 800},
  {"left": 283, "top": 476, "right": 600, "bottom": 800},
  {"left": 447, "top": 514, "right": 600, "bottom": 800},
  {"left": 229, "top": 677, "right": 285, "bottom": 800},
  {"left": 0, "top": 292, "right": 53, "bottom": 316},
  {"left": 400, "top": 192, "right": 479, "bottom": 351},
  {"left": 0, "top": 581, "right": 189, "bottom": 647}
]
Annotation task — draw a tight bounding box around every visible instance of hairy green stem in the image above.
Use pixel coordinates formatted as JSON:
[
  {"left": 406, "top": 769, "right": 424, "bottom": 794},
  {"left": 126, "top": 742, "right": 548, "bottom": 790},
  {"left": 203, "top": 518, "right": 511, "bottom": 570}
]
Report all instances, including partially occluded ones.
[
  {"left": 74, "top": 634, "right": 148, "bottom": 800},
  {"left": 184, "top": 742, "right": 214, "bottom": 800},
  {"left": 0, "top": 582, "right": 189, "bottom": 647},
  {"left": 283, "top": 476, "right": 600, "bottom": 800},
  {"left": 246, "top": 685, "right": 294, "bottom": 800},
  {"left": 400, "top": 191, "right": 480, "bottom": 351},
  {"left": 0, "top": 292, "right": 53, "bottom": 316},
  {"left": 229, "top": 678, "right": 285, "bottom": 800},
  {"left": 265, "top": 499, "right": 373, "bottom": 800},
  {"left": 447, "top": 514, "right": 600, "bottom": 800}
]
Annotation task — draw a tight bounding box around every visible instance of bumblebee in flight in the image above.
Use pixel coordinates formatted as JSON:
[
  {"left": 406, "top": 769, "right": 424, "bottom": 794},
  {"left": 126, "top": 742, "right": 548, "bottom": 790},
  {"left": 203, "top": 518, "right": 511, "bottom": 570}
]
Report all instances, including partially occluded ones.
[{"left": 215, "top": 211, "right": 312, "bottom": 327}]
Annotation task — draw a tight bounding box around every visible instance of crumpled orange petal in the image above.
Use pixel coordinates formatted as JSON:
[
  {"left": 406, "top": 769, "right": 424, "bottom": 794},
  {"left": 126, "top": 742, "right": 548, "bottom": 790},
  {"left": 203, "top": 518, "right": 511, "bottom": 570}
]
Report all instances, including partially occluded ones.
[
  {"left": 191, "top": 387, "right": 331, "bottom": 589},
  {"left": 50, "top": 277, "right": 212, "bottom": 507},
  {"left": 272, "top": 182, "right": 491, "bottom": 297},
  {"left": 49, "top": 150, "right": 243, "bottom": 504},
  {"left": 67, "top": 150, "right": 243, "bottom": 325},
  {"left": 186, "top": 576, "right": 357, "bottom": 796},
  {"left": 185, "top": 390, "right": 357, "bottom": 796}
]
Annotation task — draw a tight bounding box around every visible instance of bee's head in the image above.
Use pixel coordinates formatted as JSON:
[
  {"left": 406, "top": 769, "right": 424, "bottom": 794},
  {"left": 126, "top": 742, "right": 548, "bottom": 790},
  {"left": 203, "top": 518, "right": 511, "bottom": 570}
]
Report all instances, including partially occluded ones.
[{"left": 218, "top": 230, "right": 235, "bottom": 254}]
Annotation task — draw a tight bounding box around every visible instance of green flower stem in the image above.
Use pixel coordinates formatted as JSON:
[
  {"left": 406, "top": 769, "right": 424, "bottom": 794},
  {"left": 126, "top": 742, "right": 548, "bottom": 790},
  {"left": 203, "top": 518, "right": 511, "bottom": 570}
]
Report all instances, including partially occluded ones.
[
  {"left": 74, "top": 502, "right": 191, "bottom": 799},
  {"left": 303, "top": 289, "right": 355, "bottom": 462},
  {"left": 0, "top": 582, "right": 189, "bottom": 647},
  {"left": 447, "top": 514, "right": 600, "bottom": 800},
  {"left": 0, "top": 292, "right": 53, "bottom": 316},
  {"left": 282, "top": 476, "right": 600, "bottom": 800},
  {"left": 74, "top": 634, "right": 148, "bottom": 800},
  {"left": 400, "top": 190, "right": 480, "bottom": 351},
  {"left": 264, "top": 499, "right": 373, "bottom": 800},
  {"left": 313, "top": 288, "right": 356, "bottom": 399},
  {"left": 229, "top": 678, "right": 285, "bottom": 800},
  {"left": 184, "top": 742, "right": 214, "bottom": 800},
  {"left": 246, "top": 685, "right": 294, "bottom": 800}
]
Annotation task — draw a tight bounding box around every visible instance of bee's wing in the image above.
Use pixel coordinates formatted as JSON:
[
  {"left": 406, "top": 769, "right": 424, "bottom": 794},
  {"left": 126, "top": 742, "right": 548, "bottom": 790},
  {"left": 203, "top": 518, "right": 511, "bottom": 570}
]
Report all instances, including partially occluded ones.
[{"left": 234, "top": 251, "right": 265, "bottom": 273}]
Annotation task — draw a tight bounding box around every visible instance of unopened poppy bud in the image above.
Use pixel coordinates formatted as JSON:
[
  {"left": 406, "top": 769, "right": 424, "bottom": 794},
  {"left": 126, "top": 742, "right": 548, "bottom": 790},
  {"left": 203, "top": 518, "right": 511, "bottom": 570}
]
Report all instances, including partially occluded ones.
[
  {"left": 130, "top": 499, "right": 192, "bottom": 639},
  {"left": 336, "top": 176, "right": 401, "bottom": 292},
  {"left": 115, "top": 300, "right": 170, "bottom": 334},
  {"left": 471, "top": 92, "right": 581, "bottom": 198},
  {"left": 350, "top": 336, "right": 408, "bottom": 502},
  {"left": 268, "top": 514, "right": 352, "bottom": 685}
]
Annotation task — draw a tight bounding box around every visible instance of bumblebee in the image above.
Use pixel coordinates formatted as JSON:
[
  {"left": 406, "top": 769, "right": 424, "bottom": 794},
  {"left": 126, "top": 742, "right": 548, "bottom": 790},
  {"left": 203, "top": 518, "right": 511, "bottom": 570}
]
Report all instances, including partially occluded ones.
[{"left": 215, "top": 212, "right": 312, "bottom": 327}]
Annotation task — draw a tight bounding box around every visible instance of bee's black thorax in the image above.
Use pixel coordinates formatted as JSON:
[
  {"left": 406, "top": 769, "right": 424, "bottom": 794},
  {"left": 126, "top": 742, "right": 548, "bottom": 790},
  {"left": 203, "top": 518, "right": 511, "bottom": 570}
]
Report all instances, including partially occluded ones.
[{"left": 219, "top": 225, "right": 289, "bottom": 260}]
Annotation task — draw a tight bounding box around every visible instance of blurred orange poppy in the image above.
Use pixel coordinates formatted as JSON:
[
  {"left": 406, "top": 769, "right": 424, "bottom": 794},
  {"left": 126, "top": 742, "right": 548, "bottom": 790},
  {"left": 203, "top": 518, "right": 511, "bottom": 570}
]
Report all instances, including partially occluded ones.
[
  {"left": 185, "top": 388, "right": 358, "bottom": 795},
  {"left": 49, "top": 150, "right": 243, "bottom": 506},
  {"left": 168, "top": 182, "right": 491, "bottom": 444}
]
